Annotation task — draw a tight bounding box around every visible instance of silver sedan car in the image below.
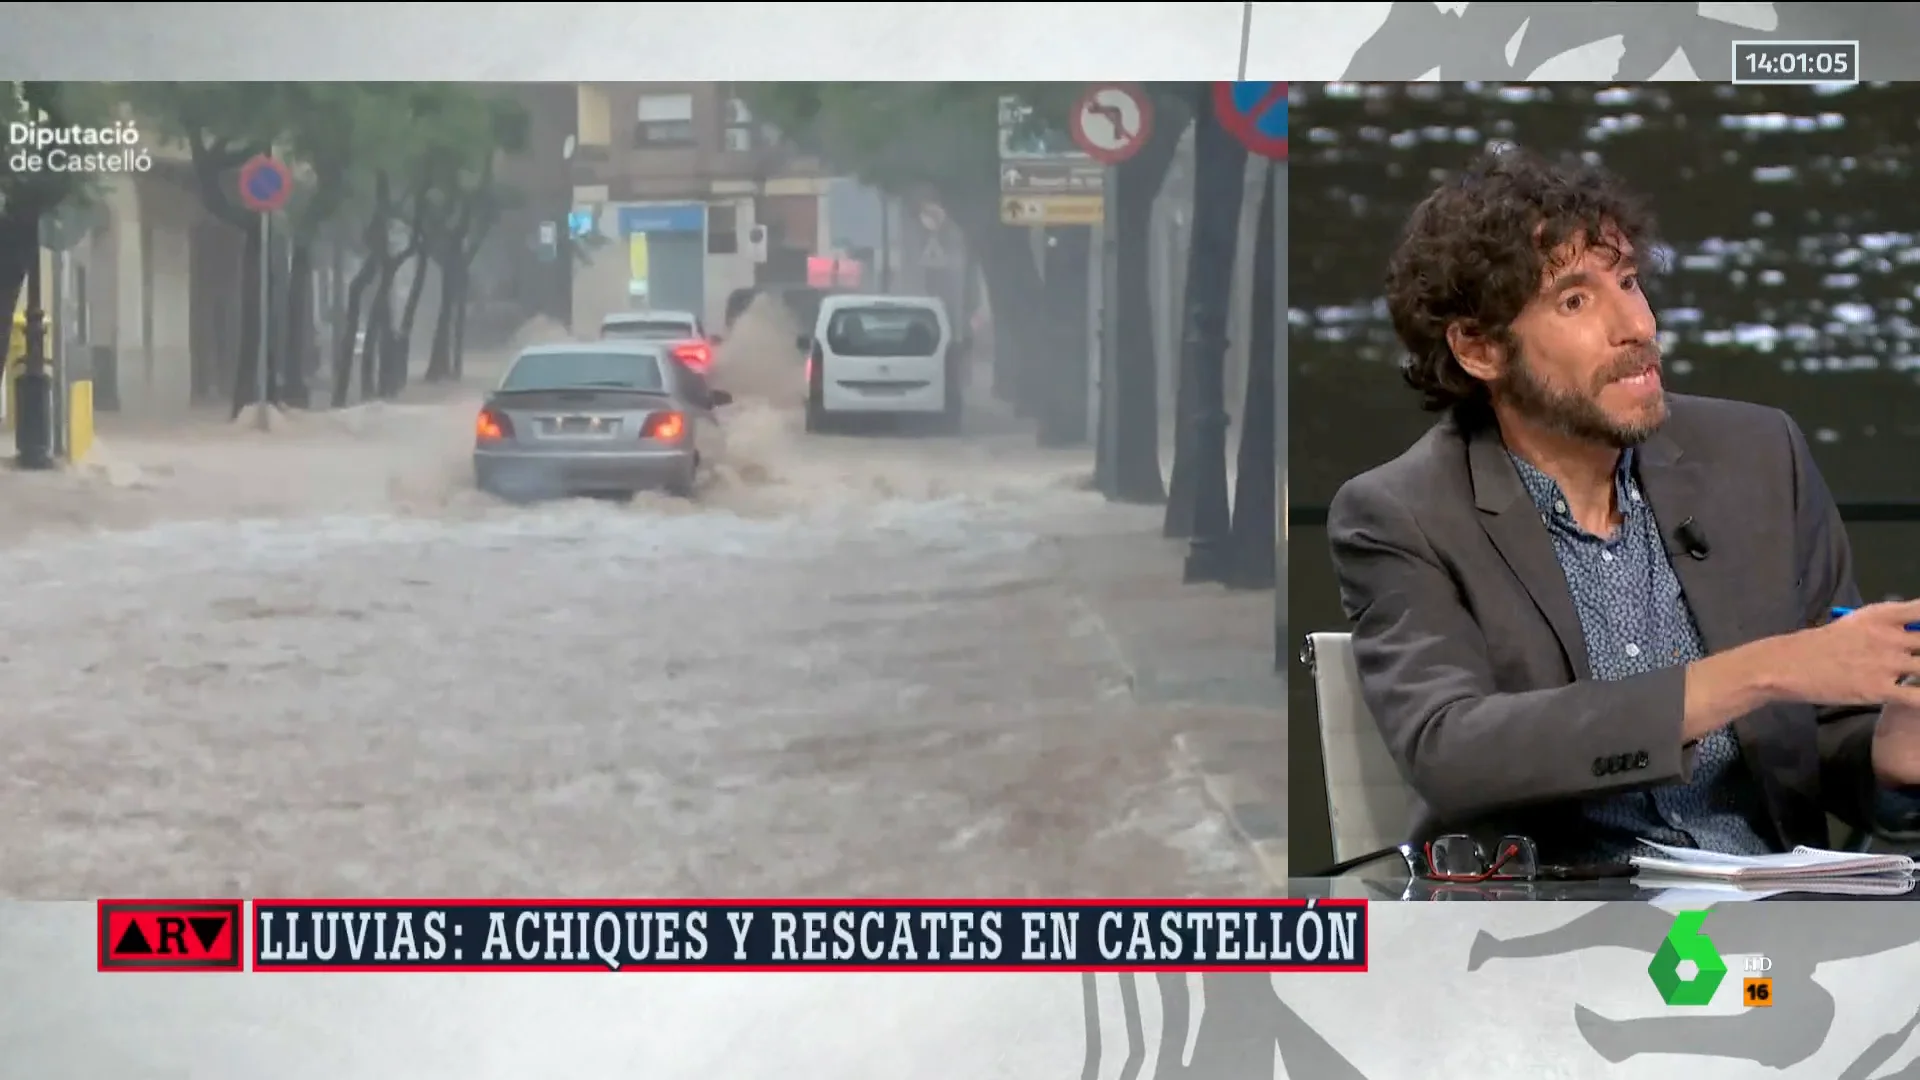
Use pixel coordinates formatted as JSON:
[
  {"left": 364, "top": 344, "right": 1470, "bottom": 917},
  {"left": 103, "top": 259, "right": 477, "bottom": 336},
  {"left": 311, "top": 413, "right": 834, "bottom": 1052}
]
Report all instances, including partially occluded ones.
[{"left": 472, "top": 341, "right": 731, "bottom": 500}]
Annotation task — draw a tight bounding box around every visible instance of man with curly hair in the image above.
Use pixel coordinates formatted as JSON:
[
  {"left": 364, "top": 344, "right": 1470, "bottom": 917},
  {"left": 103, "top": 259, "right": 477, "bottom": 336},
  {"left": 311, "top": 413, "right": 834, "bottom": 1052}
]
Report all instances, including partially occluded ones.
[{"left": 1328, "top": 145, "right": 1920, "bottom": 869}]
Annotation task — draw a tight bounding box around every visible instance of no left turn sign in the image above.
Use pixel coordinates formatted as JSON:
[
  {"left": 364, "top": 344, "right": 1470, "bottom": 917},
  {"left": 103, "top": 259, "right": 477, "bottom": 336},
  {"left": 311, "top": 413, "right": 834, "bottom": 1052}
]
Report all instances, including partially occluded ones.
[{"left": 1070, "top": 83, "right": 1153, "bottom": 165}]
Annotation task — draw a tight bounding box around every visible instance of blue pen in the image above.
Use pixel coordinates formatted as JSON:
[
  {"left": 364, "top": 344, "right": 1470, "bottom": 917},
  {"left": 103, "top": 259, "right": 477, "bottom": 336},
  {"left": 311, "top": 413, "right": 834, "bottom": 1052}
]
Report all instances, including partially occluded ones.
[{"left": 1830, "top": 606, "right": 1920, "bottom": 632}]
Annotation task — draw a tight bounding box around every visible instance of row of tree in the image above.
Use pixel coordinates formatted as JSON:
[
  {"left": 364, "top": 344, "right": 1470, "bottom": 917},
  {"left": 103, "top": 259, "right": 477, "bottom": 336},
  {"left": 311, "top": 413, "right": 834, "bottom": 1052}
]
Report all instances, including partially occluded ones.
[
  {"left": 1, "top": 81, "right": 529, "bottom": 416},
  {"left": 740, "top": 82, "right": 1277, "bottom": 588}
]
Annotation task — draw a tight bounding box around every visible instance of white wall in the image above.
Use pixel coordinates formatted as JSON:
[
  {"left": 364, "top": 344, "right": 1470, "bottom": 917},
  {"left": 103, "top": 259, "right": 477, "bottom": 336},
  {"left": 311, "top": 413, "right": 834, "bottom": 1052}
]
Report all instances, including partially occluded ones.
[{"left": 85, "top": 173, "right": 195, "bottom": 418}]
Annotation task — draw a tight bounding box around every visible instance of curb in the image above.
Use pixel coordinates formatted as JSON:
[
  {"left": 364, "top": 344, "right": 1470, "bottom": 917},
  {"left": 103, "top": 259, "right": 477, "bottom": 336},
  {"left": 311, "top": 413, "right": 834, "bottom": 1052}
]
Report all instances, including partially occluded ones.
[{"left": 1174, "top": 730, "right": 1288, "bottom": 889}]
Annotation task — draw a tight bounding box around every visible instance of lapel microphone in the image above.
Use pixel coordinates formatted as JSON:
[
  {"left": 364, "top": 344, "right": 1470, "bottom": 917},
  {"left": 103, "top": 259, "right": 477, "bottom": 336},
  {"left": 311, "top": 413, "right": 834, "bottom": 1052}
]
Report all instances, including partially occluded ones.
[{"left": 1674, "top": 517, "right": 1711, "bottom": 560}]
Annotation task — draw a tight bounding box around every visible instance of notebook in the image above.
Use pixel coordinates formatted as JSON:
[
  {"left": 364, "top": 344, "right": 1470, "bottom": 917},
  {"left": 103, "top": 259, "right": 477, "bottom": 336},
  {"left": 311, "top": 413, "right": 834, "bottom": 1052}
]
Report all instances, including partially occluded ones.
[
  {"left": 1636, "top": 874, "right": 1917, "bottom": 903},
  {"left": 1629, "top": 840, "right": 1918, "bottom": 881}
]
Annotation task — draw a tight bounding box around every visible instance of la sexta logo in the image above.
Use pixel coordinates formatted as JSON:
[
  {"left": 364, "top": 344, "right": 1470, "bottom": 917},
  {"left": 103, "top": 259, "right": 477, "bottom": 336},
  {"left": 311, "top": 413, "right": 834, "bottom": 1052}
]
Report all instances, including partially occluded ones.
[{"left": 97, "top": 899, "right": 244, "bottom": 972}]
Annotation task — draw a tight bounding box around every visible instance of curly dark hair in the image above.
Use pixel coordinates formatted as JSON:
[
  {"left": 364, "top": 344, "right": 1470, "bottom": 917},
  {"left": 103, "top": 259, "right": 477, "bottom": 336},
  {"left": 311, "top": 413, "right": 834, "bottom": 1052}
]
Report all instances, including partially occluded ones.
[{"left": 1385, "top": 145, "right": 1662, "bottom": 417}]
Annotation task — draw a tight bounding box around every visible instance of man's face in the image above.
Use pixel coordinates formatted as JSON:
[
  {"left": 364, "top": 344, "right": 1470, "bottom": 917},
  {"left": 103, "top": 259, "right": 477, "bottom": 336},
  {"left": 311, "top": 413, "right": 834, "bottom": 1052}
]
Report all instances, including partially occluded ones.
[{"left": 1494, "top": 234, "right": 1665, "bottom": 447}]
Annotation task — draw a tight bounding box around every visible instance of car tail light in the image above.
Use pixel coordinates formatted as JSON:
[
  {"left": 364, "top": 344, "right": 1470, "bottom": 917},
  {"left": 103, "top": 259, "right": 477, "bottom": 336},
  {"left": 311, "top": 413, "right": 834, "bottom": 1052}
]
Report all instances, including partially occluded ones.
[
  {"left": 641, "top": 410, "right": 685, "bottom": 442},
  {"left": 804, "top": 354, "right": 814, "bottom": 383},
  {"left": 476, "top": 408, "right": 512, "bottom": 441},
  {"left": 671, "top": 340, "right": 712, "bottom": 372}
]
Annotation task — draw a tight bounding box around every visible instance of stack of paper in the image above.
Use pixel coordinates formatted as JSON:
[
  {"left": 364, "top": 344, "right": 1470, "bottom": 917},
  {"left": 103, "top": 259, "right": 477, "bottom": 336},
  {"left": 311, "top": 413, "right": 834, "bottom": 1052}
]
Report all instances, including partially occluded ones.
[
  {"left": 1631, "top": 840, "right": 1917, "bottom": 885},
  {"left": 1635, "top": 876, "right": 1917, "bottom": 904}
]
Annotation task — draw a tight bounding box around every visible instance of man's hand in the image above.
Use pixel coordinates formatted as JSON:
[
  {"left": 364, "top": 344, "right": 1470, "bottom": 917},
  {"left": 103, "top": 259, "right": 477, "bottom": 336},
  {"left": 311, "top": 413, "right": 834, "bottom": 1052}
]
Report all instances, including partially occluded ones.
[
  {"left": 1768, "top": 599, "right": 1920, "bottom": 708},
  {"left": 1874, "top": 702, "right": 1920, "bottom": 788}
]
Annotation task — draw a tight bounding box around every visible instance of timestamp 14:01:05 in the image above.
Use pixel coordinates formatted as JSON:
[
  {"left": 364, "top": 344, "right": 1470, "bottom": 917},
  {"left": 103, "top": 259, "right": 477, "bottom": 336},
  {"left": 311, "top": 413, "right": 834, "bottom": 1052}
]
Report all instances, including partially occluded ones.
[{"left": 1731, "top": 40, "right": 1860, "bottom": 85}]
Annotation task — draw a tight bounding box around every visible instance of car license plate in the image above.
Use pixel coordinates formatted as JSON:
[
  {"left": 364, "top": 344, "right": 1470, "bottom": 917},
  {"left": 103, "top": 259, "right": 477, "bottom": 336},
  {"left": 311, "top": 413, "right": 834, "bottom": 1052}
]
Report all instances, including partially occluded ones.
[{"left": 541, "top": 415, "right": 615, "bottom": 436}]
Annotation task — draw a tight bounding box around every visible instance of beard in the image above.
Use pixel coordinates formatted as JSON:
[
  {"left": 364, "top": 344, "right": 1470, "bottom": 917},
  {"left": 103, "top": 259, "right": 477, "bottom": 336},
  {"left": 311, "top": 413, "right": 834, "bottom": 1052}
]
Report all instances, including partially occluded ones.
[{"left": 1495, "top": 340, "right": 1667, "bottom": 448}]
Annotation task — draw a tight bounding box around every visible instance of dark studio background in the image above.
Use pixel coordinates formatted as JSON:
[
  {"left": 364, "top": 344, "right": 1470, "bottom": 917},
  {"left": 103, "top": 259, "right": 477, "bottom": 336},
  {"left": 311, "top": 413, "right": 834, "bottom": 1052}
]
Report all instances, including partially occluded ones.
[{"left": 1286, "top": 81, "right": 1920, "bottom": 872}]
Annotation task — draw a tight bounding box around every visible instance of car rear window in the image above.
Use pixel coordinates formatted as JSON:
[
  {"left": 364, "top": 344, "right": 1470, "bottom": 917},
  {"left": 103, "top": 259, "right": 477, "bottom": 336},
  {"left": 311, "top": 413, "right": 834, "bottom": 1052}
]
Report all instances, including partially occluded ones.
[
  {"left": 603, "top": 319, "right": 695, "bottom": 340},
  {"left": 501, "top": 351, "right": 667, "bottom": 392},
  {"left": 825, "top": 307, "right": 943, "bottom": 358}
]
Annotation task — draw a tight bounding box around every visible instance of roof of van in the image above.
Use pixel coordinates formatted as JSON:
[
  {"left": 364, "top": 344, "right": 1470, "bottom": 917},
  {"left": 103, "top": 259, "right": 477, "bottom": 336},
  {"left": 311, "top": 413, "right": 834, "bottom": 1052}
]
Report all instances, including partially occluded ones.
[{"left": 820, "top": 294, "right": 947, "bottom": 313}]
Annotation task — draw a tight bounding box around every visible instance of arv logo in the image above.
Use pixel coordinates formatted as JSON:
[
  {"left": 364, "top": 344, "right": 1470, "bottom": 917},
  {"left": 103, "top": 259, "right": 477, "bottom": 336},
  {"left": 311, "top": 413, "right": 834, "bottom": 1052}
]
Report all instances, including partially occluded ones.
[{"left": 1650, "top": 909, "right": 1729, "bottom": 1005}]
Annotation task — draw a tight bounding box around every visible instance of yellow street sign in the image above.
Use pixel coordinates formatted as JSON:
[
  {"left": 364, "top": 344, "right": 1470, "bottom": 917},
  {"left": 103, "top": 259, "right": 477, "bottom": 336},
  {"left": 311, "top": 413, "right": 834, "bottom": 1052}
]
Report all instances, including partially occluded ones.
[{"left": 999, "top": 195, "right": 1103, "bottom": 227}]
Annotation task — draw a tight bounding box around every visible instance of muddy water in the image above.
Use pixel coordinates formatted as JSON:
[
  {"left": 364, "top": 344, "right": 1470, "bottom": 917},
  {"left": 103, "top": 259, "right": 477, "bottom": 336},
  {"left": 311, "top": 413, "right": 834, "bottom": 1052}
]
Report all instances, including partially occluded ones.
[{"left": 0, "top": 299, "right": 1262, "bottom": 898}]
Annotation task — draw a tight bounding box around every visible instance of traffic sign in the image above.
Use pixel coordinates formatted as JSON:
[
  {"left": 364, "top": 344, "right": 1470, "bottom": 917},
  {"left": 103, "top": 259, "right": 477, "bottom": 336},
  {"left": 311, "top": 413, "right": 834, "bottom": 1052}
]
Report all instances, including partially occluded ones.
[
  {"left": 1213, "top": 82, "right": 1288, "bottom": 160},
  {"left": 1001, "top": 195, "right": 1102, "bottom": 227},
  {"left": 237, "top": 154, "right": 293, "bottom": 213},
  {"left": 1070, "top": 83, "right": 1153, "bottom": 165}
]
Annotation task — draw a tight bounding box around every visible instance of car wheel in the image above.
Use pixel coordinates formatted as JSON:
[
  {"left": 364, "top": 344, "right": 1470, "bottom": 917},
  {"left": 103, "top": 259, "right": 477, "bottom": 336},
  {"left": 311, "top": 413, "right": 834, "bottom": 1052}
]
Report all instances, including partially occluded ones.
[
  {"left": 666, "top": 459, "right": 697, "bottom": 498},
  {"left": 805, "top": 353, "right": 830, "bottom": 433},
  {"left": 934, "top": 361, "right": 964, "bottom": 434}
]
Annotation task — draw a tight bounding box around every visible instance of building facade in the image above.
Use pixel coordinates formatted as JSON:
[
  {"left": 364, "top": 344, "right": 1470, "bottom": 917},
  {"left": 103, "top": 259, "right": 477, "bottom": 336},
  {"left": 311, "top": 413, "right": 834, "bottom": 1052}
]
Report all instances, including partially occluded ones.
[{"left": 542, "top": 83, "right": 840, "bottom": 334}]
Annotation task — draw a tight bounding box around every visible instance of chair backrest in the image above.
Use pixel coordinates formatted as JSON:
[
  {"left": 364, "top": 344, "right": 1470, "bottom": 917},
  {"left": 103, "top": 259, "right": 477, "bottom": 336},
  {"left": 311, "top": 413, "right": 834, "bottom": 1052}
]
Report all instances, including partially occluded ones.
[{"left": 1306, "top": 631, "right": 1417, "bottom": 864}]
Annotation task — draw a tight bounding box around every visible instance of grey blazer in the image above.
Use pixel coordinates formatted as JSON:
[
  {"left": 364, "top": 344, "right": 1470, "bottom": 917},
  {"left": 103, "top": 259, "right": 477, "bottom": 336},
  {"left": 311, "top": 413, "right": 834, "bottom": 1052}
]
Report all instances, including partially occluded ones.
[{"left": 1326, "top": 393, "right": 1881, "bottom": 855}]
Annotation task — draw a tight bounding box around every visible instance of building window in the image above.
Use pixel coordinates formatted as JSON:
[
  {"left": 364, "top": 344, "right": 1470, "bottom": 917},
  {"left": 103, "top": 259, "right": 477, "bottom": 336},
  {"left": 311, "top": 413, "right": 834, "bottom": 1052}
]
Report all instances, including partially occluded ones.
[
  {"left": 635, "top": 92, "right": 695, "bottom": 147},
  {"left": 707, "top": 204, "right": 739, "bottom": 255},
  {"left": 722, "top": 96, "right": 756, "bottom": 153}
]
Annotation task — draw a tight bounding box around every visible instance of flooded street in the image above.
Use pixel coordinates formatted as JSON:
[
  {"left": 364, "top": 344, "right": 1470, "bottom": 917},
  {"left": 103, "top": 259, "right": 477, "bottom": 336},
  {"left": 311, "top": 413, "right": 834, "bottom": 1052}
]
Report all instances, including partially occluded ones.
[{"left": 0, "top": 310, "right": 1271, "bottom": 898}]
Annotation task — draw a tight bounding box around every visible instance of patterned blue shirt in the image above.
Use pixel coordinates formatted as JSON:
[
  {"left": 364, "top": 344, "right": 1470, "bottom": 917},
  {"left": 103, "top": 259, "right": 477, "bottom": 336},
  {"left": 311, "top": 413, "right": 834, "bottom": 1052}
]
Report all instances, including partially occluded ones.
[{"left": 1508, "top": 450, "right": 1777, "bottom": 862}]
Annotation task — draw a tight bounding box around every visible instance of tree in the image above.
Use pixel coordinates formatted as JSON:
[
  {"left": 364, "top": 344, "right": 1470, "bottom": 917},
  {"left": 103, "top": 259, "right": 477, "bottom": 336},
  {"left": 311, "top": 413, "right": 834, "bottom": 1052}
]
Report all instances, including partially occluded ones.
[
  {"left": 421, "top": 92, "right": 528, "bottom": 383},
  {"left": 1224, "top": 162, "right": 1277, "bottom": 590},
  {"left": 1167, "top": 85, "right": 1248, "bottom": 586},
  {"left": 1100, "top": 84, "right": 1194, "bottom": 503},
  {"left": 130, "top": 83, "right": 528, "bottom": 410},
  {"left": 124, "top": 82, "right": 287, "bottom": 416},
  {"left": 0, "top": 82, "right": 116, "bottom": 323},
  {"left": 272, "top": 83, "right": 397, "bottom": 409}
]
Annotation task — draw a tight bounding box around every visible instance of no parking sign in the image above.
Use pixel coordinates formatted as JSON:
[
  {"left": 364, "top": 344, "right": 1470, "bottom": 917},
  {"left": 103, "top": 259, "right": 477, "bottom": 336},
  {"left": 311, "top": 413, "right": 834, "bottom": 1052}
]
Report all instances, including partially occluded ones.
[{"left": 1212, "top": 82, "right": 1288, "bottom": 160}]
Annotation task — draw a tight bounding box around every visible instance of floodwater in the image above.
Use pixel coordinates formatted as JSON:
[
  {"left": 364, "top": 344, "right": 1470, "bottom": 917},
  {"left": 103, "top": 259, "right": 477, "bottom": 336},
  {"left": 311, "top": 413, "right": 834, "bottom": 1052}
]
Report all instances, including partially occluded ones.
[{"left": 0, "top": 299, "right": 1267, "bottom": 898}]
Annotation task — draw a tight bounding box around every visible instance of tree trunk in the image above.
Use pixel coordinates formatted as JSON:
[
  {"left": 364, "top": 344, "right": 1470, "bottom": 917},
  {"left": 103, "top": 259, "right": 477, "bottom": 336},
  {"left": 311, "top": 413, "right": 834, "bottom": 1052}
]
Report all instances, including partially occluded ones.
[
  {"left": 281, "top": 241, "right": 314, "bottom": 409},
  {"left": 0, "top": 209, "right": 41, "bottom": 325},
  {"left": 452, "top": 194, "right": 498, "bottom": 381},
  {"left": 427, "top": 192, "right": 480, "bottom": 383},
  {"left": 450, "top": 262, "right": 470, "bottom": 377},
  {"left": 1038, "top": 227, "right": 1091, "bottom": 447},
  {"left": 969, "top": 221, "right": 1048, "bottom": 421},
  {"left": 394, "top": 248, "right": 431, "bottom": 379},
  {"left": 380, "top": 189, "right": 434, "bottom": 398},
  {"left": 363, "top": 263, "right": 394, "bottom": 401},
  {"left": 329, "top": 237, "right": 348, "bottom": 380},
  {"left": 331, "top": 253, "right": 380, "bottom": 408},
  {"left": 1171, "top": 87, "right": 1248, "bottom": 581},
  {"left": 1105, "top": 99, "right": 1188, "bottom": 504},
  {"left": 228, "top": 215, "right": 267, "bottom": 418},
  {"left": 950, "top": 188, "right": 1043, "bottom": 413},
  {"left": 425, "top": 252, "right": 458, "bottom": 383},
  {"left": 1225, "top": 164, "right": 1277, "bottom": 590}
]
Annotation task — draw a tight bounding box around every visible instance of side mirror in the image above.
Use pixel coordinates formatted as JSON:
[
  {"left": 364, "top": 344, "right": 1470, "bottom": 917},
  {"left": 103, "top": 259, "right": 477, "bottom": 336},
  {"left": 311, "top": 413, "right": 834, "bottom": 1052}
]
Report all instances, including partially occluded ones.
[
  {"left": 710, "top": 333, "right": 725, "bottom": 346},
  {"left": 795, "top": 334, "right": 811, "bottom": 351},
  {"left": 709, "top": 389, "right": 734, "bottom": 407}
]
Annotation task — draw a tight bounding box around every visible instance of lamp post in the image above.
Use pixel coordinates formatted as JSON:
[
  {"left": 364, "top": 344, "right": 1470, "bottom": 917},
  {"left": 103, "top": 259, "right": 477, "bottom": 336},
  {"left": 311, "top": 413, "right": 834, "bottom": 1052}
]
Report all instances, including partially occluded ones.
[{"left": 13, "top": 216, "right": 54, "bottom": 469}]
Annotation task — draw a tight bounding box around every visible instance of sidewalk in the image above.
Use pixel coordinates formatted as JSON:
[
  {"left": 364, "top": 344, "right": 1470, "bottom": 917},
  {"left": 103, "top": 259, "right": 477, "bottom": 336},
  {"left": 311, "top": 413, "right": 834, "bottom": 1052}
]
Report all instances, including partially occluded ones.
[{"left": 1055, "top": 523, "right": 1290, "bottom": 886}]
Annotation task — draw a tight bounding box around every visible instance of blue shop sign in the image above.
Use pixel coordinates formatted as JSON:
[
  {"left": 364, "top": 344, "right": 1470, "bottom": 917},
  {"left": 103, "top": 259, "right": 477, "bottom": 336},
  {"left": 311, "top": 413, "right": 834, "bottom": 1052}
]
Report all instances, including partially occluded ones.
[{"left": 617, "top": 203, "right": 706, "bottom": 235}]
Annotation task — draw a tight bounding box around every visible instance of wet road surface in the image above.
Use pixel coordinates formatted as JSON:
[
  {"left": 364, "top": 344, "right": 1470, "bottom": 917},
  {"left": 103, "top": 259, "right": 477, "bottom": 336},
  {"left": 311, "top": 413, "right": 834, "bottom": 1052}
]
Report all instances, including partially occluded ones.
[{"left": 0, "top": 323, "right": 1271, "bottom": 898}]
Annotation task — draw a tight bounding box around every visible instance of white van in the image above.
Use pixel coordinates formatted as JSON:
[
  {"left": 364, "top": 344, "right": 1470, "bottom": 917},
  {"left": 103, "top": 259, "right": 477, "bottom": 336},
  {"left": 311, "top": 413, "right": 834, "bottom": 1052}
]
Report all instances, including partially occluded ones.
[{"left": 798, "top": 294, "right": 961, "bottom": 433}]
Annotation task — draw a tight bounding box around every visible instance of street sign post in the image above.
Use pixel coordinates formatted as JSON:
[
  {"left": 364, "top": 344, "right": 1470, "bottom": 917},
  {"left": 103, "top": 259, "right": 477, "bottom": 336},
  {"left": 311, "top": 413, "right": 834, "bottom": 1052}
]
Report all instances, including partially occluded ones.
[
  {"left": 997, "top": 95, "right": 1104, "bottom": 227},
  {"left": 237, "top": 154, "right": 292, "bottom": 430},
  {"left": 1070, "top": 84, "right": 1154, "bottom": 165},
  {"left": 1213, "top": 82, "right": 1289, "bottom": 160}
]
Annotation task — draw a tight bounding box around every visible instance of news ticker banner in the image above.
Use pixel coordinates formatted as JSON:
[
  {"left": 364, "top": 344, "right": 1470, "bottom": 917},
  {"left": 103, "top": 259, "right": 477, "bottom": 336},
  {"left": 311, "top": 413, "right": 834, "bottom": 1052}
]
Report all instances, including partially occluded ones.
[
  {"left": 6, "top": 899, "right": 1911, "bottom": 1078},
  {"left": 97, "top": 899, "right": 1366, "bottom": 972}
]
